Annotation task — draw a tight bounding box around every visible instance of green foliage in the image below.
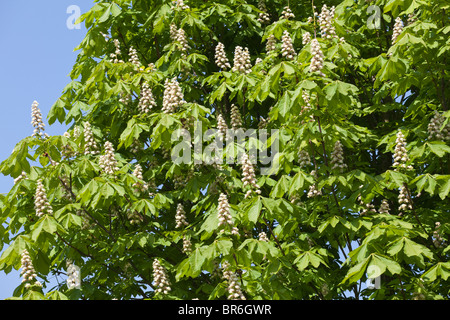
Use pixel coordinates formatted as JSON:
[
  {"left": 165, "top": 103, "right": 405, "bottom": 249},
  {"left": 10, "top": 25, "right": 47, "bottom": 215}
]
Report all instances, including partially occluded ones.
[{"left": 0, "top": 0, "right": 449, "bottom": 300}]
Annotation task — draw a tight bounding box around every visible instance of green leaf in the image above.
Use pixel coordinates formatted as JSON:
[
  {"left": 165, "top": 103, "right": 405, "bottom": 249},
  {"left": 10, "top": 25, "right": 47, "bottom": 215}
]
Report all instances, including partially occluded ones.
[{"left": 247, "top": 197, "right": 262, "bottom": 224}]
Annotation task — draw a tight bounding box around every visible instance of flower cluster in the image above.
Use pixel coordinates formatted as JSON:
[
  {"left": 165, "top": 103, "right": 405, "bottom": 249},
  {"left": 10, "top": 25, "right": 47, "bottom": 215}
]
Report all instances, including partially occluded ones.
[
  {"left": 182, "top": 235, "right": 192, "bottom": 254},
  {"left": 428, "top": 111, "right": 450, "bottom": 141},
  {"left": 175, "top": 203, "right": 189, "bottom": 228},
  {"left": 175, "top": 27, "right": 190, "bottom": 54},
  {"left": 392, "top": 17, "right": 403, "bottom": 44},
  {"left": 35, "top": 179, "right": 53, "bottom": 217},
  {"left": 330, "top": 140, "right": 347, "bottom": 172},
  {"left": 281, "top": 30, "right": 296, "bottom": 60},
  {"left": 153, "top": 259, "right": 171, "bottom": 295},
  {"left": 31, "top": 101, "right": 48, "bottom": 139},
  {"left": 128, "top": 46, "right": 141, "bottom": 69},
  {"left": 281, "top": 6, "right": 295, "bottom": 20},
  {"left": 110, "top": 39, "right": 124, "bottom": 64},
  {"left": 298, "top": 149, "right": 311, "bottom": 167},
  {"left": 302, "top": 31, "right": 311, "bottom": 45},
  {"left": 171, "top": 0, "right": 189, "bottom": 10},
  {"left": 230, "top": 104, "right": 243, "bottom": 129},
  {"left": 257, "top": 1, "right": 270, "bottom": 24},
  {"left": 132, "top": 164, "right": 148, "bottom": 193},
  {"left": 433, "top": 222, "right": 445, "bottom": 248},
  {"left": 241, "top": 153, "right": 261, "bottom": 198},
  {"left": 162, "top": 77, "right": 185, "bottom": 113},
  {"left": 99, "top": 141, "right": 119, "bottom": 175},
  {"left": 217, "top": 113, "right": 228, "bottom": 139},
  {"left": 258, "top": 232, "right": 269, "bottom": 242},
  {"left": 83, "top": 121, "right": 99, "bottom": 155},
  {"left": 218, "top": 193, "right": 233, "bottom": 227},
  {"left": 14, "top": 171, "right": 27, "bottom": 184},
  {"left": 379, "top": 199, "right": 391, "bottom": 215},
  {"left": 310, "top": 39, "right": 325, "bottom": 76},
  {"left": 266, "top": 35, "right": 277, "bottom": 53},
  {"left": 398, "top": 185, "right": 412, "bottom": 215},
  {"left": 215, "top": 42, "right": 231, "bottom": 70},
  {"left": 393, "top": 130, "right": 413, "bottom": 170},
  {"left": 66, "top": 261, "right": 81, "bottom": 290},
  {"left": 318, "top": 5, "right": 337, "bottom": 39},
  {"left": 222, "top": 261, "right": 246, "bottom": 300},
  {"left": 20, "top": 250, "right": 42, "bottom": 288},
  {"left": 138, "top": 82, "right": 157, "bottom": 114},
  {"left": 232, "top": 46, "right": 252, "bottom": 74},
  {"left": 307, "top": 170, "right": 322, "bottom": 198}
]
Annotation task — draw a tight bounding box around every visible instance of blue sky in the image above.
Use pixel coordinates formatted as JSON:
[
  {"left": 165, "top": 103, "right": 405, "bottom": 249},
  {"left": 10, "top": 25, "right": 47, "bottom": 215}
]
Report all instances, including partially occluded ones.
[{"left": 0, "top": 0, "right": 93, "bottom": 299}]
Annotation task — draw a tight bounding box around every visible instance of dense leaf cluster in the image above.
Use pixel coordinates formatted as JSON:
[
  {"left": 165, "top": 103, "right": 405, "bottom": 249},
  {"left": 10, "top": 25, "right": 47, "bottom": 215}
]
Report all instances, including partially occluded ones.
[{"left": 0, "top": 0, "right": 449, "bottom": 300}]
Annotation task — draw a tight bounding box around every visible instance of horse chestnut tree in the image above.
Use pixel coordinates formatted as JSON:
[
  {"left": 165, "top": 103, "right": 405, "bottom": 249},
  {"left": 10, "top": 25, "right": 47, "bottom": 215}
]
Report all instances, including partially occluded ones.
[{"left": 0, "top": 0, "right": 449, "bottom": 300}]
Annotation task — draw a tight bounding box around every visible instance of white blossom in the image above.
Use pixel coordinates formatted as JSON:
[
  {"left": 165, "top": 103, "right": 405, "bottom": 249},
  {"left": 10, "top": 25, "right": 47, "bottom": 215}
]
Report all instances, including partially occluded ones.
[
  {"left": 66, "top": 261, "right": 81, "bottom": 290},
  {"left": 99, "top": 141, "right": 119, "bottom": 175},
  {"left": 398, "top": 185, "right": 412, "bottom": 215},
  {"left": 217, "top": 113, "right": 228, "bottom": 139},
  {"left": 258, "top": 232, "right": 269, "bottom": 242},
  {"left": 393, "top": 130, "right": 413, "bottom": 170},
  {"left": 281, "top": 6, "right": 295, "bottom": 20},
  {"left": 222, "top": 261, "right": 245, "bottom": 300},
  {"left": 20, "top": 250, "right": 42, "bottom": 289},
  {"left": 240, "top": 153, "right": 261, "bottom": 198},
  {"left": 31, "top": 100, "right": 48, "bottom": 139},
  {"left": 257, "top": 1, "right": 270, "bottom": 24},
  {"left": 302, "top": 31, "right": 311, "bottom": 45},
  {"left": 182, "top": 235, "right": 192, "bottom": 254},
  {"left": 128, "top": 46, "right": 141, "bottom": 69},
  {"left": 138, "top": 82, "right": 157, "bottom": 114},
  {"left": 217, "top": 193, "right": 233, "bottom": 228},
  {"left": 428, "top": 111, "right": 450, "bottom": 141},
  {"left": 318, "top": 5, "right": 337, "bottom": 39},
  {"left": 215, "top": 42, "right": 231, "bottom": 70},
  {"left": 175, "top": 27, "right": 190, "bottom": 53},
  {"left": 171, "top": 0, "right": 189, "bottom": 10},
  {"left": 162, "top": 77, "right": 185, "bottom": 113},
  {"left": 307, "top": 170, "right": 322, "bottom": 198},
  {"left": 266, "top": 34, "right": 277, "bottom": 53},
  {"left": 35, "top": 179, "right": 53, "bottom": 217},
  {"left": 83, "top": 122, "right": 99, "bottom": 155},
  {"left": 14, "top": 171, "right": 27, "bottom": 184},
  {"left": 330, "top": 140, "right": 347, "bottom": 172},
  {"left": 298, "top": 149, "right": 311, "bottom": 167},
  {"left": 232, "top": 46, "right": 252, "bottom": 74},
  {"left": 175, "top": 203, "right": 189, "bottom": 228},
  {"left": 110, "top": 39, "right": 124, "bottom": 64},
  {"left": 132, "top": 164, "right": 148, "bottom": 193},
  {"left": 281, "top": 30, "right": 296, "bottom": 60},
  {"left": 379, "top": 199, "right": 391, "bottom": 215},
  {"left": 152, "top": 259, "right": 171, "bottom": 295},
  {"left": 310, "top": 39, "right": 325, "bottom": 76},
  {"left": 230, "top": 104, "right": 243, "bottom": 129},
  {"left": 392, "top": 17, "right": 403, "bottom": 44}
]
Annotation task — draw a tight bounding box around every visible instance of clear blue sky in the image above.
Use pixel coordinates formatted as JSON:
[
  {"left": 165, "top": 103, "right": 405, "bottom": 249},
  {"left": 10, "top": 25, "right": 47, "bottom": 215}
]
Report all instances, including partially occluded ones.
[{"left": 0, "top": 0, "right": 94, "bottom": 299}]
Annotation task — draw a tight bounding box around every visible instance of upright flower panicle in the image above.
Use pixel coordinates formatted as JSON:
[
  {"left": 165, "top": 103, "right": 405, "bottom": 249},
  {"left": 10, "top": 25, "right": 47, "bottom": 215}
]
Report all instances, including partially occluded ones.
[
  {"left": 218, "top": 193, "right": 233, "bottom": 228},
  {"left": 20, "top": 250, "right": 42, "bottom": 288},
  {"left": 162, "top": 77, "right": 185, "bottom": 113},
  {"left": 302, "top": 32, "right": 311, "bottom": 45},
  {"left": 379, "top": 199, "right": 391, "bottom": 214},
  {"left": 215, "top": 42, "right": 231, "bottom": 70},
  {"left": 310, "top": 39, "right": 325, "bottom": 76},
  {"left": 66, "top": 261, "right": 81, "bottom": 290},
  {"left": 132, "top": 164, "right": 148, "bottom": 193},
  {"left": 393, "top": 130, "right": 413, "bottom": 170},
  {"left": 398, "top": 184, "right": 412, "bottom": 215},
  {"left": 428, "top": 111, "right": 450, "bottom": 141},
  {"left": 257, "top": 0, "right": 270, "bottom": 24},
  {"left": 35, "top": 179, "right": 53, "bottom": 217},
  {"left": 318, "top": 5, "right": 337, "bottom": 39},
  {"left": 392, "top": 17, "right": 404, "bottom": 44},
  {"left": 110, "top": 39, "right": 124, "bottom": 64},
  {"left": 298, "top": 149, "right": 311, "bottom": 167},
  {"left": 330, "top": 140, "right": 347, "bottom": 172},
  {"left": 222, "top": 261, "right": 246, "bottom": 300},
  {"left": 83, "top": 122, "right": 99, "bottom": 155},
  {"left": 99, "top": 141, "right": 119, "bottom": 175},
  {"left": 152, "top": 259, "right": 171, "bottom": 295},
  {"left": 230, "top": 104, "right": 243, "bottom": 129},
  {"left": 138, "top": 82, "right": 157, "bottom": 114},
  {"left": 175, "top": 203, "right": 189, "bottom": 228},
  {"left": 266, "top": 35, "right": 277, "bottom": 53},
  {"left": 232, "top": 46, "right": 252, "bottom": 74},
  {"left": 128, "top": 46, "right": 141, "bottom": 69},
  {"left": 281, "top": 6, "right": 295, "bottom": 20},
  {"left": 31, "top": 101, "right": 48, "bottom": 139},
  {"left": 281, "top": 30, "right": 296, "bottom": 60},
  {"left": 240, "top": 153, "right": 261, "bottom": 198}
]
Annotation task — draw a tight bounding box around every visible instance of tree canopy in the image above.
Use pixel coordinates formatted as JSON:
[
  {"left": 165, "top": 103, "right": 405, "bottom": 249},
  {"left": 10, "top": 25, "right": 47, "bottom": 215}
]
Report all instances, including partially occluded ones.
[{"left": 0, "top": 0, "right": 449, "bottom": 300}]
